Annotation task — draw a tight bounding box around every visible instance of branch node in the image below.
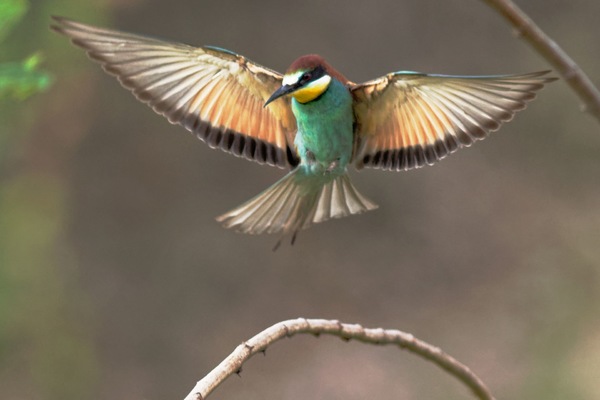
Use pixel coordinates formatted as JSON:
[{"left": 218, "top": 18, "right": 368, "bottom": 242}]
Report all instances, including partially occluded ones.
[
  {"left": 283, "top": 324, "right": 291, "bottom": 337},
  {"left": 334, "top": 320, "right": 343, "bottom": 331},
  {"left": 511, "top": 27, "right": 524, "bottom": 38}
]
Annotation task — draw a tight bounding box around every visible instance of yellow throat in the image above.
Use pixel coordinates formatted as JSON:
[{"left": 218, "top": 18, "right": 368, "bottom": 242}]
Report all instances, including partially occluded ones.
[{"left": 291, "top": 74, "right": 332, "bottom": 103}]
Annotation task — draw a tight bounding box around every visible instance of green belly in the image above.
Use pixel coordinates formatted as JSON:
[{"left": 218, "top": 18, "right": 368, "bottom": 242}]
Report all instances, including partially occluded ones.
[{"left": 292, "top": 79, "right": 354, "bottom": 175}]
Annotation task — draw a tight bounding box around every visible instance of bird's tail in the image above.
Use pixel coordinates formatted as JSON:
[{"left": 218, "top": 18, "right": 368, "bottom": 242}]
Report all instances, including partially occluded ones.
[{"left": 216, "top": 167, "right": 378, "bottom": 239}]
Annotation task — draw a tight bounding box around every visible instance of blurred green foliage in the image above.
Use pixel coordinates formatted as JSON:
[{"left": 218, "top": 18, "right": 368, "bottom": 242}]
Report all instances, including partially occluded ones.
[
  {"left": 0, "top": 0, "right": 27, "bottom": 41},
  {"left": 0, "top": 53, "right": 53, "bottom": 100},
  {"left": 0, "top": 1, "right": 103, "bottom": 399},
  {"left": 0, "top": 0, "right": 53, "bottom": 100}
]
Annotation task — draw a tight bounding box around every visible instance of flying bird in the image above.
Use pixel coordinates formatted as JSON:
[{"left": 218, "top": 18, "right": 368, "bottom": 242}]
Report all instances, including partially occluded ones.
[{"left": 51, "top": 17, "right": 555, "bottom": 241}]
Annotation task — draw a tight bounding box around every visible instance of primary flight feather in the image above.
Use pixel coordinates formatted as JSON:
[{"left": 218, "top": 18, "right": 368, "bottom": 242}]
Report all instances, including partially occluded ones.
[{"left": 51, "top": 17, "right": 555, "bottom": 239}]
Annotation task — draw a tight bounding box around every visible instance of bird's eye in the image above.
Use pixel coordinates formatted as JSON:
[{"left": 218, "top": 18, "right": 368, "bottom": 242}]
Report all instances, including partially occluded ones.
[{"left": 300, "top": 72, "right": 312, "bottom": 83}]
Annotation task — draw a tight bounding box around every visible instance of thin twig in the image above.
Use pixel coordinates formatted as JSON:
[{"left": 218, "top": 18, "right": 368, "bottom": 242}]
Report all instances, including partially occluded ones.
[
  {"left": 481, "top": 0, "right": 600, "bottom": 123},
  {"left": 182, "top": 318, "right": 495, "bottom": 400}
]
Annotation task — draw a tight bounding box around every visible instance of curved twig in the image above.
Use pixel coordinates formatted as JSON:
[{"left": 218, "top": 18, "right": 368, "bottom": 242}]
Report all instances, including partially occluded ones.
[
  {"left": 481, "top": 0, "right": 600, "bottom": 123},
  {"left": 182, "top": 318, "right": 495, "bottom": 400}
]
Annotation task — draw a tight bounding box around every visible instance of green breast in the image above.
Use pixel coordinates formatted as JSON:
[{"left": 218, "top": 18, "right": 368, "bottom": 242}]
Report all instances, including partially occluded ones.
[{"left": 292, "top": 78, "right": 354, "bottom": 174}]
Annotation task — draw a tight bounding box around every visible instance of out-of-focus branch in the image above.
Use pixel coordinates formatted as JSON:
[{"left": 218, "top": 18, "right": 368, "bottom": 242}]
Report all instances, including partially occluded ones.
[
  {"left": 182, "top": 318, "right": 495, "bottom": 400},
  {"left": 481, "top": 0, "right": 600, "bottom": 123}
]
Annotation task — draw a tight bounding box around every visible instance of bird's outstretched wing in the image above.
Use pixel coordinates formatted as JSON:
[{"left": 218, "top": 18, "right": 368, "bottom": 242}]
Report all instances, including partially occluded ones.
[
  {"left": 351, "top": 71, "right": 555, "bottom": 171},
  {"left": 51, "top": 17, "right": 298, "bottom": 168}
]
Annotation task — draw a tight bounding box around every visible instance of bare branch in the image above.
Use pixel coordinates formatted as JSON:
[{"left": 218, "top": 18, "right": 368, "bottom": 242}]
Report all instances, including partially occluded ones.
[
  {"left": 182, "top": 318, "right": 495, "bottom": 400},
  {"left": 481, "top": 0, "right": 600, "bottom": 123}
]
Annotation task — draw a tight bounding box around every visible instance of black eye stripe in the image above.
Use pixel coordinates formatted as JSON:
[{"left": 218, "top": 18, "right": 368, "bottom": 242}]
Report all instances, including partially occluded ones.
[{"left": 299, "top": 66, "right": 326, "bottom": 85}]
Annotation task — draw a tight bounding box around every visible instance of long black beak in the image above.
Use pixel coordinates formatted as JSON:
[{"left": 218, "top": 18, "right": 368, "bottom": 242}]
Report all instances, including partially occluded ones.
[{"left": 264, "top": 84, "right": 297, "bottom": 108}]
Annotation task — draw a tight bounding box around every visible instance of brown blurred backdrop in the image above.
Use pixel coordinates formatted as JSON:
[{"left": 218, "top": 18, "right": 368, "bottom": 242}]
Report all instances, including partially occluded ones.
[{"left": 1, "top": 0, "right": 599, "bottom": 399}]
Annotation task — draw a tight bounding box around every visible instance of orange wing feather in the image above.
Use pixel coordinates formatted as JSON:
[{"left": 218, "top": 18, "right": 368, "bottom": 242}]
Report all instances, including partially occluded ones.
[
  {"left": 351, "top": 71, "right": 556, "bottom": 171},
  {"left": 51, "top": 17, "right": 298, "bottom": 168}
]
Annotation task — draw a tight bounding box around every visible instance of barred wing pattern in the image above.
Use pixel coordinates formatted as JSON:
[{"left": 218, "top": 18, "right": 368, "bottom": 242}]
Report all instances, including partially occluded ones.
[
  {"left": 351, "top": 71, "right": 555, "bottom": 171},
  {"left": 51, "top": 17, "right": 298, "bottom": 168}
]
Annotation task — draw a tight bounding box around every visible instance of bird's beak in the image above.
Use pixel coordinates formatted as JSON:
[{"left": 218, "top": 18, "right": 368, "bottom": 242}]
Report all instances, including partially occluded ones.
[{"left": 264, "top": 84, "right": 297, "bottom": 108}]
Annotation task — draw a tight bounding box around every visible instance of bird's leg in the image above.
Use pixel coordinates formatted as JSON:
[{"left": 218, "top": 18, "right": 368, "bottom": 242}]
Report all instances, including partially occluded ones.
[
  {"left": 291, "top": 230, "right": 299, "bottom": 245},
  {"left": 272, "top": 238, "right": 282, "bottom": 252},
  {"left": 271, "top": 231, "right": 299, "bottom": 251}
]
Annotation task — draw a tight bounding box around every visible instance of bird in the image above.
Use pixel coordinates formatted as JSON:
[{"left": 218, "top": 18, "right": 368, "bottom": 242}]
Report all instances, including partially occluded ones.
[{"left": 51, "top": 16, "right": 555, "bottom": 242}]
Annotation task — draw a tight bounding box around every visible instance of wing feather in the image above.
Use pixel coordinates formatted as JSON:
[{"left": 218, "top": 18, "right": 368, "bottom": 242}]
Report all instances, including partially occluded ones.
[
  {"left": 51, "top": 16, "right": 298, "bottom": 168},
  {"left": 352, "top": 71, "right": 555, "bottom": 171}
]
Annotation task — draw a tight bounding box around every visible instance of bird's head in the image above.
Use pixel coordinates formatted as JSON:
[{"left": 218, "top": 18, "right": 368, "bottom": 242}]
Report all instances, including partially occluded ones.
[{"left": 264, "top": 54, "right": 346, "bottom": 107}]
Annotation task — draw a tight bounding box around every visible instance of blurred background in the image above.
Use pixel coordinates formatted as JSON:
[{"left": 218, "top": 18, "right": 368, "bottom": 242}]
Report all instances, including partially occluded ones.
[{"left": 1, "top": 0, "right": 599, "bottom": 399}]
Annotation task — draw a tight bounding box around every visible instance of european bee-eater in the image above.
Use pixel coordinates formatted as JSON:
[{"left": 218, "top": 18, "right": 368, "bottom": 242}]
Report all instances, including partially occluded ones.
[{"left": 51, "top": 17, "right": 555, "bottom": 240}]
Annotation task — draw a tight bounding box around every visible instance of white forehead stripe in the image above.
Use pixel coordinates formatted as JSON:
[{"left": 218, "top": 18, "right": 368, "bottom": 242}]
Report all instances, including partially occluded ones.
[{"left": 283, "top": 70, "right": 305, "bottom": 86}]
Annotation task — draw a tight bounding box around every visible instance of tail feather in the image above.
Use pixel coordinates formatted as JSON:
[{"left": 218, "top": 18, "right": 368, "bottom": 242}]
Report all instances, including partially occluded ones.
[{"left": 216, "top": 168, "right": 377, "bottom": 235}]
